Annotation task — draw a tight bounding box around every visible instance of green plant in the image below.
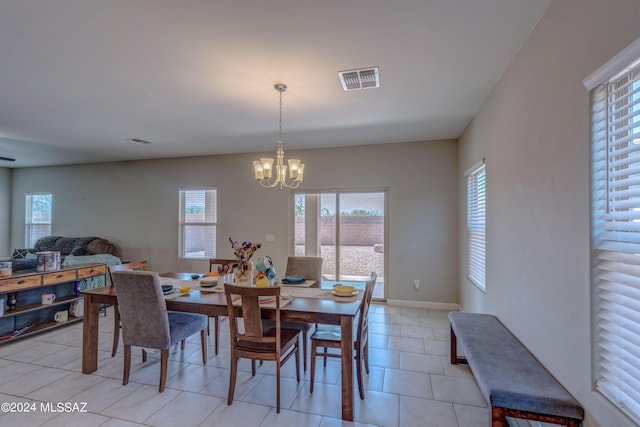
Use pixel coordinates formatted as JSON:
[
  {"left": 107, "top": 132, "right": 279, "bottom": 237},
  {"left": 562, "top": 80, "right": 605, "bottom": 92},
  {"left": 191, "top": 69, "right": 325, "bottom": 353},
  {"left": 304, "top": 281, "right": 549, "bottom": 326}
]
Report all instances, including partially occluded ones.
[
  {"left": 295, "top": 198, "right": 334, "bottom": 217},
  {"left": 295, "top": 198, "right": 305, "bottom": 217},
  {"left": 32, "top": 194, "right": 51, "bottom": 213},
  {"left": 185, "top": 205, "right": 205, "bottom": 214}
]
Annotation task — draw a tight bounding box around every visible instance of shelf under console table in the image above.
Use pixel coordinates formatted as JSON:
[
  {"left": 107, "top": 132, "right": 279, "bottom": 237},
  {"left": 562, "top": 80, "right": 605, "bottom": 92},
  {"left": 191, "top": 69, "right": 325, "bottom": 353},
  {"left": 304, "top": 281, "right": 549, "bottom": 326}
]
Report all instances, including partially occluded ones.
[{"left": 0, "top": 262, "right": 106, "bottom": 342}]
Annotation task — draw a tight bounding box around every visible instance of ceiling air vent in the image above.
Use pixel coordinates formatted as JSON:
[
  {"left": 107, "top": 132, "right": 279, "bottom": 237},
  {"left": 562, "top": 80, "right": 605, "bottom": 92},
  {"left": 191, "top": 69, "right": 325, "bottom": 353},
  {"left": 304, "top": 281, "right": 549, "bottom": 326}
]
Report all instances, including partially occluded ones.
[
  {"left": 338, "top": 67, "right": 380, "bottom": 91},
  {"left": 125, "top": 138, "right": 153, "bottom": 145}
]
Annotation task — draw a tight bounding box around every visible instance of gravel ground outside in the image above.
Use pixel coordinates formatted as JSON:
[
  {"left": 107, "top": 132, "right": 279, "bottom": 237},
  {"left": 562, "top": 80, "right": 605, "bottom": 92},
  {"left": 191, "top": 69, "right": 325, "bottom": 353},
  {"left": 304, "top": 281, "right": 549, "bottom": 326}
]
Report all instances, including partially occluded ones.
[{"left": 294, "top": 245, "right": 384, "bottom": 278}]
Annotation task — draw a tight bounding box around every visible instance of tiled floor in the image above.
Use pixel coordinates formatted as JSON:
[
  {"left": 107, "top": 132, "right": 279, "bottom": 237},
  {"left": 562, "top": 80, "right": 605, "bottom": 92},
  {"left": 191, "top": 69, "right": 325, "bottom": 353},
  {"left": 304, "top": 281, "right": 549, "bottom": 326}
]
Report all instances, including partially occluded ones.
[{"left": 0, "top": 305, "right": 487, "bottom": 427}]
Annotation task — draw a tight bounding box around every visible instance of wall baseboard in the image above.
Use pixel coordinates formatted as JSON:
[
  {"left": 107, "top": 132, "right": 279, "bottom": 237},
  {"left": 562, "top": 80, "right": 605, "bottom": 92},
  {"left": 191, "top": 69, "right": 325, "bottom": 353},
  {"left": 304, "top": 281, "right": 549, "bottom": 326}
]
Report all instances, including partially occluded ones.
[{"left": 385, "top": 299, "right": 460, "bottom": 311}]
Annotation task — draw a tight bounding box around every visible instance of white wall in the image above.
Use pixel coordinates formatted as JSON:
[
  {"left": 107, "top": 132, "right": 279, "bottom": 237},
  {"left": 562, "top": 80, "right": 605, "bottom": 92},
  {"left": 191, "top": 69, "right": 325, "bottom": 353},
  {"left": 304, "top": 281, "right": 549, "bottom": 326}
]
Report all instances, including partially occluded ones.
[
  {"left": 0, "top": 167, "right": 10, "bottom": 255},
  {"left": 10, "top": 140, "right": 458, "bottom": 304},
  {"left": 458, "top": 0, "right": 640, "bottom": 426}
]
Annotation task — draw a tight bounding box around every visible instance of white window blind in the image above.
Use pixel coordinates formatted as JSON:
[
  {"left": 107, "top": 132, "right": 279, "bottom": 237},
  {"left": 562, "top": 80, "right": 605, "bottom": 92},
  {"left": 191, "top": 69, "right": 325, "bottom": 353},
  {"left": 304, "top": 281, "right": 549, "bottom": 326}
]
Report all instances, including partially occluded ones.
[
  {"left": 591, "top": 57, "right": 640, "bottom": 424},
  {"left": 25, "top": 193, "right": 52, "bottom": 247},
  {"left": 466, "top": 161, "right": 486, "bottom": 291},
  {"left": 179, "top": 188, "right": 217, "bottom": 259}
]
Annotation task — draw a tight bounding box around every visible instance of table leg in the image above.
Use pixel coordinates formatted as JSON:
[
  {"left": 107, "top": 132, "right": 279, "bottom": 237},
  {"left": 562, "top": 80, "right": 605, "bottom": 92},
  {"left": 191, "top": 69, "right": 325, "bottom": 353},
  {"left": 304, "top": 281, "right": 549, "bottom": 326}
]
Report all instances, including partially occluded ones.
[
  {"left": 341, "top": 315, "right": 354, "bottom": 421},
  {"left": 82, "top": 297, "right": 100, "bottom": 374}
]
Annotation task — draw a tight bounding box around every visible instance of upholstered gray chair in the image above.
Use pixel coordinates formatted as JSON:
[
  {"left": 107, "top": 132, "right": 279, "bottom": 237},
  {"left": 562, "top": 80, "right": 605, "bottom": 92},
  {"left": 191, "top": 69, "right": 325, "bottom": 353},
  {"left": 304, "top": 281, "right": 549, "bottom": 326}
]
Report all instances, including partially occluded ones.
[
  {"left": 111, "top": 270, "right": 208, "bottom": 392},
  {"left": 284, "top": 256, "right": 323, "bottom": 282},
  {"left": 108, "top": 260, "right": 149, "bottom": 357},
  {"left": 310, "top": 272, "right": 377, "bottom": 400}
]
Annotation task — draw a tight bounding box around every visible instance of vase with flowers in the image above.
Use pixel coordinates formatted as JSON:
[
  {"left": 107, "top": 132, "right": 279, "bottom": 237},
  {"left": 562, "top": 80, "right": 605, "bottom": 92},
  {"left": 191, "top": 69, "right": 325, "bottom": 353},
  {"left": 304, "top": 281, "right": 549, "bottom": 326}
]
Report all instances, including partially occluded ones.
[{"left": 229, "top": 237, "right": 262, "bottom": 285}]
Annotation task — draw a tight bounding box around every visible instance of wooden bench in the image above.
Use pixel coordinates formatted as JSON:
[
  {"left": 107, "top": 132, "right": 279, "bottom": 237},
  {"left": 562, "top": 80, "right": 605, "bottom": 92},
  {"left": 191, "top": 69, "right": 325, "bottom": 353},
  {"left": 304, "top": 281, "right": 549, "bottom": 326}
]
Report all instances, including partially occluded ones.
[{"left": 448, "top": 312, "right": 584, "bottom": 427}]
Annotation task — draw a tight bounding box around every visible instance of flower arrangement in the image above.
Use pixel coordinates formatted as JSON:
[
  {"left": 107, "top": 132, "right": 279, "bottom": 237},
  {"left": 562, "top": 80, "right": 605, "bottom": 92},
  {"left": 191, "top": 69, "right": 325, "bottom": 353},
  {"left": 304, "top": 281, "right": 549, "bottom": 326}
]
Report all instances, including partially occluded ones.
[{"left": 229, "top": 237, "right": 261, "bottom": 278}]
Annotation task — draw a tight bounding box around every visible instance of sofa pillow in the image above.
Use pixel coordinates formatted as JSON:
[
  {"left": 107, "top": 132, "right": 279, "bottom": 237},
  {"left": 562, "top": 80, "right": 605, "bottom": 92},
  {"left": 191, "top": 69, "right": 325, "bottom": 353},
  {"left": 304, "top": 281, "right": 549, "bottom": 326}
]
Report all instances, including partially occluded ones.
[
  {"left": 11, "top": 259, "right": 38, "bottom": 271},
  {"left": 70, "top": 245, "right": 86, "bottom": 256},
  {"left": 12, "top": 248, "right": 37, "bottom": 260},
  {"left": 86, "top": 238, "right": 114, "bottom": 255},
  {"left": 51, "top": 237, "right": 82, "bottom": 256}
]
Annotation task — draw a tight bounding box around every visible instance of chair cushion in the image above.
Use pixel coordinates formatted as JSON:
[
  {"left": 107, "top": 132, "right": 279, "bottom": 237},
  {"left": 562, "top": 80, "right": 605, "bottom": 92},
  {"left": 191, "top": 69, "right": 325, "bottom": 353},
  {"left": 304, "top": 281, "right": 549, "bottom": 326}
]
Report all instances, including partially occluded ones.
[
  {"left": 311, "top": 324, "right": 357, "bottom": 342},
  {"left": 168, "top": 311, "right": 208, "bottom": 346},
  {"left": 237, "top": 327, "right": 300, "bottom": 352}
]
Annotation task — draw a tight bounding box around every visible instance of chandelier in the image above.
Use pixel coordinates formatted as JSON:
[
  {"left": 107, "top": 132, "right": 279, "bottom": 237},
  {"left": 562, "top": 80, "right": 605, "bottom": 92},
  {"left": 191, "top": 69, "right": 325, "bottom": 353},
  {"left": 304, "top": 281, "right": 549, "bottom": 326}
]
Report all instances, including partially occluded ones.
[{"left": 253, "top": 83, "right": 305, "bottom": 189}]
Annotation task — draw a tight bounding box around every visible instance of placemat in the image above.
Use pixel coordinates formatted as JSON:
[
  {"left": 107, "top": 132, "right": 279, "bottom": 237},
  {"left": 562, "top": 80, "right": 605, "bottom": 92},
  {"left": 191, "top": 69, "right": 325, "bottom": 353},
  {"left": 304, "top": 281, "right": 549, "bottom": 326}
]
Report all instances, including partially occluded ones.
[
  {"left": 280, "top": 288, "right": 329, "bottom": 299},
  {"left": 164, "top": 290, "right": 191, "bottom": 300},
  {"left": 280, "top": 279, "right": 315, "bottom": 288},
  {"left": 198, "top": 286, "right": 222, "bottom": 293},
  {"left": 159, "top": 277, "right": 195, "bottom": 288},
  {"left": 232, "top": 296, "right": 292, "bottom": 309}
]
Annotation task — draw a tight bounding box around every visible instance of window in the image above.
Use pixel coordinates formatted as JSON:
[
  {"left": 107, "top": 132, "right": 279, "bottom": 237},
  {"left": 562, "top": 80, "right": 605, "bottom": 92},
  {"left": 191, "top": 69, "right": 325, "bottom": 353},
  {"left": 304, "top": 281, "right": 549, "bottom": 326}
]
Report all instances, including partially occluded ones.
[
  {"left": 466, "top": 160, "right": 486, "bottom": 291},
  {"left": 25, "top": 193, "right": 52, "bottom": 247},
  {"left": 588, "top": 38, "right": 640, "bottom": 423},
  {"left": 179, "top": 188, "right": 217, "bottom": 259}
]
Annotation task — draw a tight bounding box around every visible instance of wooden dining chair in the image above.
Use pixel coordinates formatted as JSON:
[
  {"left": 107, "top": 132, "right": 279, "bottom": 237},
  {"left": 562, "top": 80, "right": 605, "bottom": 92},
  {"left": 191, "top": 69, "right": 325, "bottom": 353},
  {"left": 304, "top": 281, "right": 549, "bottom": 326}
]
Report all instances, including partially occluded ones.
[
  {"left": 108, "top": 260, "right": 148, "bottom": 357},
  {"left": 209, "top": 258, "right": 237, "bottom": 273},
  {"left": 207, "top": 258, "right": 236, "bottom": 354},
  {"left": 309, "top": 272, "right": 377, "bottom": 400},
  {"left": 265, "top": 255, "right": 323, "bottom": 371},
  {"left": 224, "top": 283, "right": 300, "bottom": 413},
  {"left": 111, "top": 270, "right": 208, "bottom": 392}
]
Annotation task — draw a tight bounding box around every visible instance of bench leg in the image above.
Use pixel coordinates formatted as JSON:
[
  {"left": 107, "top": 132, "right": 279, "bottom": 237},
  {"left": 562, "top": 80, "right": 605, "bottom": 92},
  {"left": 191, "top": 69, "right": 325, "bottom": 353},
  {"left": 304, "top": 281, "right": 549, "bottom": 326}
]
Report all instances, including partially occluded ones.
[
  {"left": 450, "top": 326, "right": 467, "bottom": 364},
  {"left": 491, "top": 407, "right": 508, "bottom": 427},
  {"left": 499, "top": 406, "right": 582, "bottom": 427}
]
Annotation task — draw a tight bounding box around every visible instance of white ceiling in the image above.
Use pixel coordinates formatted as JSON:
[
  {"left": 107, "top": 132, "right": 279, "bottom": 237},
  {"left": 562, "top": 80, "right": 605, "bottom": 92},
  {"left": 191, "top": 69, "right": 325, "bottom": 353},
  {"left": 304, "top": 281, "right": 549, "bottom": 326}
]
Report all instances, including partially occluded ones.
[{"left": 0, "top": 0, "right": 550, "bottom": 168}]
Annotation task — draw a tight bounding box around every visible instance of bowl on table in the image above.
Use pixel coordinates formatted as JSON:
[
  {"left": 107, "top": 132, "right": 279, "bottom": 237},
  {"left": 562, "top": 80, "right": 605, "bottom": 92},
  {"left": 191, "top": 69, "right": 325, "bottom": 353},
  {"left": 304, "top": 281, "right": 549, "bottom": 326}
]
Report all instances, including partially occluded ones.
[
  {"left": 332, "top": 285, "right": 357, "bottom": 297},
  {"left": 200, "top": 278, "right": 218, "bottom": 288}
]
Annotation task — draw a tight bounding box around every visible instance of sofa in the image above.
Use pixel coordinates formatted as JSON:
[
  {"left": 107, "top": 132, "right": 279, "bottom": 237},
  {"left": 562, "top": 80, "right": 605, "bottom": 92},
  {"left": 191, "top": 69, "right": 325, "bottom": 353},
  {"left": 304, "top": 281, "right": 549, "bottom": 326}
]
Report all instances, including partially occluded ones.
[{"left": 11, "top": 236, "right": 118, "bottom": 272}]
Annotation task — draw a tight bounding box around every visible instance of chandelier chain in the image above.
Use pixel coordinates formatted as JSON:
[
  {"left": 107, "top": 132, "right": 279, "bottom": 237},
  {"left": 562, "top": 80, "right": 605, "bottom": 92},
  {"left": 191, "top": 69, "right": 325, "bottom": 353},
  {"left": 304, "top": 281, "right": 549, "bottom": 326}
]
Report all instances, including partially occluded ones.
[{"left": 279, "top": 87, "right": 283, "bottom": 143}]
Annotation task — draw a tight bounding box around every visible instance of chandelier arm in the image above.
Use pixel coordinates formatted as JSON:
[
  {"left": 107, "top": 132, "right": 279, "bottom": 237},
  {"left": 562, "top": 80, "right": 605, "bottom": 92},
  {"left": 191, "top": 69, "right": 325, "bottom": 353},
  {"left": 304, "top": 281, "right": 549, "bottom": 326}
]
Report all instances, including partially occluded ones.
[
  {"left": 258, "top": 179, "right": 281, "bottom": 188},
  {"left": 257, "top": 177, "right": 300, "bottom": 189}
]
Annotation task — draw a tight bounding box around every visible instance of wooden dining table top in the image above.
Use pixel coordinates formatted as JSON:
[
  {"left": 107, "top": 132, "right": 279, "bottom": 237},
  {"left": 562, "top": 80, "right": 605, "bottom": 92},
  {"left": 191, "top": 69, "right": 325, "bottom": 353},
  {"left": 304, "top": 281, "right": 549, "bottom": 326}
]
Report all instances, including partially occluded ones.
[
  {"left": 159, "top": 272, "right": 361, "bottom": 321},
  {"left": 161, "top": 271, "right": 320, "bottom": 287}
]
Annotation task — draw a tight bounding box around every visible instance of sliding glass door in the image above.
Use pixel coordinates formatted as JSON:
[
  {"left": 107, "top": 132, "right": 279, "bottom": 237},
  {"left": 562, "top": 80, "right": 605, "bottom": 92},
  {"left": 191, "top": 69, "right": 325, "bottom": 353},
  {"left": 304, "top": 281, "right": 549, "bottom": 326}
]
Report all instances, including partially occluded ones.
[{"left": 292, "top": 190, "right": 386, "bottom": 299}]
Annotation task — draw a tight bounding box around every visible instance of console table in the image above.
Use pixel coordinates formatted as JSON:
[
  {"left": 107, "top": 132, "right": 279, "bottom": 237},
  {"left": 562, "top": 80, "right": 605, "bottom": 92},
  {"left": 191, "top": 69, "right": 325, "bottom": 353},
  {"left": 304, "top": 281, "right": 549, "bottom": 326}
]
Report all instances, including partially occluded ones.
[{"left": 0, "top": 262, "right": 106, "bottom": 342}]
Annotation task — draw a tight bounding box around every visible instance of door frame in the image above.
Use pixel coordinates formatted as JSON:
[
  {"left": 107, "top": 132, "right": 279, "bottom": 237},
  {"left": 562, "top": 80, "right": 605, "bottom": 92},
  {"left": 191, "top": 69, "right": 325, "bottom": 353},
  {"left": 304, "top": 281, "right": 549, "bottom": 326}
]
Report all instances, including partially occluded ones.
[{"left": 290, "top": 187, "right": 388, "bottom": 301}]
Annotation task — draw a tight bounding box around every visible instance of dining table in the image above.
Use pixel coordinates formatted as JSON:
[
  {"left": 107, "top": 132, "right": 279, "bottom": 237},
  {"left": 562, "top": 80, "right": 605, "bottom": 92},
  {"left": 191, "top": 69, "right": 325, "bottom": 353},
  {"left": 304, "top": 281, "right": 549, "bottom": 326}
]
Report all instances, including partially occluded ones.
[{"left": 81, "top": 272, "right": 362, "bottom": 421}]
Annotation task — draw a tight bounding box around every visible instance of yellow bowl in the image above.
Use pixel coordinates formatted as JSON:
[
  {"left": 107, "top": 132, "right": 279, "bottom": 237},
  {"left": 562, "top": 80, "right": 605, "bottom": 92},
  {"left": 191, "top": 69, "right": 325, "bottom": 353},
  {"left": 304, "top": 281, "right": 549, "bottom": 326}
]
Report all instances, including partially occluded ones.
[
  {"left": 179, "top": 285, "right": 191, "bottom": 293},
  {"left": 333, "top": 285, "right": 355, "bottom": 295}
]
